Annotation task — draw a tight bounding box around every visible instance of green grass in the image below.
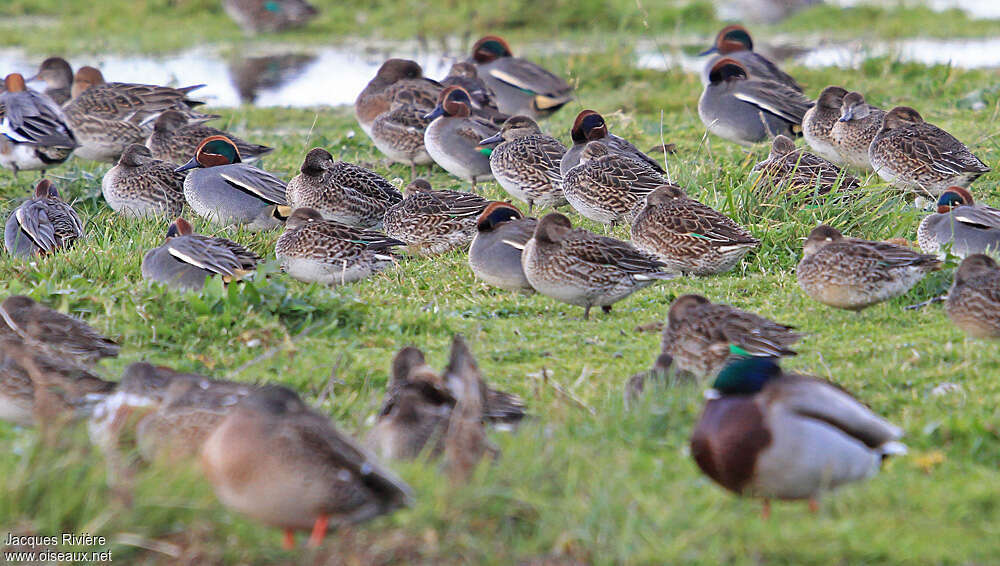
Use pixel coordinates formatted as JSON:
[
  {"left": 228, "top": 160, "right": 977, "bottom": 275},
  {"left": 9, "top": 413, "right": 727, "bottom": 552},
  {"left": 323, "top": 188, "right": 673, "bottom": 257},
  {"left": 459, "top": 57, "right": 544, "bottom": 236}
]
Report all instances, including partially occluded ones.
[{"left": 2, "top": 11, "right": 1000, "bottom": 566}]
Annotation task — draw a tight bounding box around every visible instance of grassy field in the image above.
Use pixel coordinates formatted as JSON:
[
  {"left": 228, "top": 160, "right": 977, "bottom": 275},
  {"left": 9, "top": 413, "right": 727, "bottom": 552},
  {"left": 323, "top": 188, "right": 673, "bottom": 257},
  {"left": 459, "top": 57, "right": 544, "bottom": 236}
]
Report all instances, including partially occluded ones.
[{"left": 2, "top": 1, "right": 1000, "bottom": 565}]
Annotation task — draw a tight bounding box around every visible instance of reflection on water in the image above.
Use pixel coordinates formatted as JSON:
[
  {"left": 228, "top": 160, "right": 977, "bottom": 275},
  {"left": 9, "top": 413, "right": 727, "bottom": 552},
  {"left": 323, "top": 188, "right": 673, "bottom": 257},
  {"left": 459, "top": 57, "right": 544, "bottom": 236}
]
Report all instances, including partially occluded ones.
[{"left": 229, "top": 53, "right": 317, "bottom": 104}]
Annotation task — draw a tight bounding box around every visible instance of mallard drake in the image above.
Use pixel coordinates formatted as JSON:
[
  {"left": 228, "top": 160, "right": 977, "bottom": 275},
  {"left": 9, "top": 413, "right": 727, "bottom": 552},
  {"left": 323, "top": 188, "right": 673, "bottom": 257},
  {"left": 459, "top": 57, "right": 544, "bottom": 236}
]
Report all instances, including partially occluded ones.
[
  {"left": 0, "top": 73, "right": 76, "bottom": 176},
  {"left": 382, "top": 179, "right": 491, "bottom": 255},
  {"left": 468, "top": 35, "right": 573, "bottom": 119},
  {"left": 4, "top": 179, "right": 83, "bottom": 258},
  {"left": 869, "top": 106, "right": 989, "bottom": 197},
  {"left": 691, "top": 356, "right": 906, "bottom": 514},
  {"left": 275, "top": 207, "right": 404, "bottom": 286},
  {"left": 520, "top": 213, "right": 676, "bottom": 319},
  {"left": 797, "top": 224, "right": 942, "bottom": 311},
  {"left": 801, "top": 86, "right": 847, "bottom": 163},
  {"left": 659, "top": 294, "right": 800, "bottom": 380},
  {"left": 751, "top": 135, "right": 860, "bottom": 197},
  {"left": 562, "top": 141, "right": 669, "bottom": 225},
  {"left": 176, "top": 135, "right": 290, "bottom": 231},
  {"left": 201, "top": 384, "right": 413, "bottom": 549},
  {"left": 698, "top": 58, "right": 813, "bottom": 146},
  {"left": 917, "top": 187, "right": 1000, "bottom": 258},
  {"left": 441, "top": 61, "right": 508, "bottom": 127},
  {"left": 26, "top": 57, "right": 74, "bottom": 105},
  {"left": 830, "top": 91, "right": 885, "bottom": 170},
  {"left": 222, "top": 0, "right": 318, "bottom": 33},
  {"left": 285, "top": 147, "right": 402, "bottom": 228},
  {"left": 355, "top": 59, "right": 440, "bottom": 137},
  {"left": 0, "top": 295, "right": 119, "bottom": 367},
  {"left": 102, "top": 144, "right": 186, "bottom": 218},
  {"left": 479, "top": 115, "right": 566, "bottom": 211},
  {"left": 630, "top": 184, "right": 759, "bottom": 275},
  {"left": 469, "top": 202, "right": 537, "bottom": 291},
  {"left": 699, "top": 25, "right": 802, "bottom": 92},
  {"left": 141, "top": 217, "right": 261, "bottom": 292},
  {"left": 423, "top": 86, "right": 497, "bottom": 190},
  {"left": 946, "top": 254, "right": 1000, "bottom": 339},
  {"left": 147, "top": 110, "right": 273, "bottom": 165},
  {"left": 560, "top": 109, "right": 665, "bottom": 176}
]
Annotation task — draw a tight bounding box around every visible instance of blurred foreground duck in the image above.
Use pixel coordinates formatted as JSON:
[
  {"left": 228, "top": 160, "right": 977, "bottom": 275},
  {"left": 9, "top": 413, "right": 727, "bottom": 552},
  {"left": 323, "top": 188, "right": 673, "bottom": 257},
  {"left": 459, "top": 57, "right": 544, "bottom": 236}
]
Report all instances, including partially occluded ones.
[
  {"left": 946, "top": 254, "right": 1000, "bottom": 339},
  {"left": 26, "top": 57, "right": 74, "bottom": 105},
  {"left": 147, "top": 110, "right": 273, "bottom": 164},
  {"left": 563, "top": 142, "right": 668, "bottom": 225},
  {"left": 142, "top": 218, "right": 261, "bottom": 292},
  {"left": 102, "top": 144, "right": 186, "bottom": 218},
  {"left": 383, "top": 179, "right": 490, "bottom": 255},
  {"left": 201, "top": 384, "right": 414, "bottom": 549},
  {"left": 699, "top": 25, "right": 802, "bottom": 92},
  {"left": 630, "top": 184, "right": 759, "bottom": 275},
  {"left": 0, "top": 73, "right": 77, "bottom": 176},
  {"left": 0, "top": 295, "right": 119, "bottom": 368},
  {"left": 802, "top": 86, "right": 847, "bottom": 163},
  {"left": 797, "top": 225, "right": 942, "bottom": 311},
  {"left": 560, "top": 109, "right": 664, "bottom": 176},
  {"left": 222, "top": 0, "right": 318, "bottom": 34},
  {"left": 751, "top": 135, "right": 860, "bottom": 197},
  {"left": 177, "top": 135, "right": 290, "bottom": 230},
  {"left": 468, "top": 35, "right": 573, "bottom": 119},
  {"left": 830, "top": 91, "right": 885, "bottom": 170},
  {"left": 4, "top": 179, "right": 83, "bottom": 258},
  {"left": 480, "top": 115, "right": 566, "bottom": 211},
  {"left": 690, "top": 356, "right": 905, "bottom": 516},
  {"left": 424, "top": 86, "right": 497, "bottom": 190},
  {"left": 519, "top": 213, "right": 676, "bottom": 319},
  {"left": 469, "top": 202, "right": 537, "bottom": 291},
  {"left": 355, "top": 59, "right": 440, "bottom": 137},
  {"left": 917, "top": 187, "right": 1000, "bottom": 258},
  {"left": 275, "top": 208, "right": 404, "bottom": 286}
]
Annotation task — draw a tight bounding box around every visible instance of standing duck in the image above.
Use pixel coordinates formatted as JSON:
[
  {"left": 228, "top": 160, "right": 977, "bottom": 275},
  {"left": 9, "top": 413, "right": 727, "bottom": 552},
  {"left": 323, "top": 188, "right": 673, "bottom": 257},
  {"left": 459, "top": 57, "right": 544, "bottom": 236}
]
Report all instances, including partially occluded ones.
[
  {"left": 176, "top": 135, "right": 290, "bottom": 231},
  {"left": 0, "top": 73, "right": 77, "bottom": 176},
  {"left": 383, "top": 179, "right": 491, "bottom": 255},
  {"left": 560, "top": 109, "right": 665, "bottom": 176},
  {"left": 147, "top": 110, "right": 273, "bottom": 165},
  {"left": 222, "top": 0, "right": 318, "bottom": 33},
  {"left": 0, "top": 295, "right": 119, "bottom": 368},
  {"left": 275, "top": 207, "right": 404, "bottom": 286},
  {"left": 751, "top": 135, "right": 860, "bottom": 197},
  {"left": 200, "top": 385, "right": 413, "bottom": 549},
  {"left": 102, "top": 144, "right": 186, "bottom": 218},
  {"left": 370, "top": 101, "right": 435, "bottom": 178},
  {"left": 479, "top": 115, "right": 566, "bottom": 211},
  {"left": 630, "top": 185, "right": 759, "bottom": 275},
  {"left": 917, "top": 187, "right": 1000, "bottom": 258},
  {"left": 659, "top": 294, "right": 800, "bottom": 380},
  {"left": 869, "top": 106, "right": 989, "bottom": 197},
  {"left": 4, "top": 179, "right": 83, "bottom": 258},
  {"left": 468, "top": 35, "right": 573, "bottom": 119},
  {"left": 520, "top": 213, "right": 676, "bottom": 319},
  {"left": 355, "top": 59, "right": 440, "bottom": 137},
  {"left": 469, "top": 202, "right": 537, "bottom": 290},
  {"left": 830, "top": 91, "right": 885, "bottom": 170},
  {"left": 141, "top": 218, "right": 261, "bottom": 292},
  {"left": 699, "top": 25, "right": 802, "bottom": 92},
  {"left": 423, "top": 86, "right": 497, "bottom": 190},
  {"left": 691, "top": 356, "right": 905, "bottom": 515},
  {"left": 26, "top": 57, "right": 74, "bottom": 105},
  {"left": 797, "top": 224, "right": 942, "bottom": 311},
  {"left": 698, "top": 58, "right": 813, "bottom": 146},
  {"left": 801, "top": 86, "right": 847, "bottom": 163},
  {"left": 285, "top": 148, "right": 402, "bottom": 228},
  {"left": 562, "top": 142, "right": 669, "bottom": 225},
  {"left": 946, "top": 254, "right": 1000, "bottom": 339}
]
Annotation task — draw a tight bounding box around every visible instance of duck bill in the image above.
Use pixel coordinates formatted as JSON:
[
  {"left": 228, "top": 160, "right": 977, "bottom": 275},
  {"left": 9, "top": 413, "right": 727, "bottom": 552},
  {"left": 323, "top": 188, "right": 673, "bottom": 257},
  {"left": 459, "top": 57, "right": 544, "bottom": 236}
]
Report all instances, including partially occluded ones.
[
  {"left": 174, "top": 157, "right": 201, "bottom": 173},
  {"left": 478, "top": 132, "right": 503, "bottom": 145},
  {"left": 422, "top": 106, "right": 445, "bottom": 121},
  {"left": 838, "top": 108, "right": 854, "bottom": 122},
  {"left": 698, "top": 46, "right": 719, "bottom": 56}
]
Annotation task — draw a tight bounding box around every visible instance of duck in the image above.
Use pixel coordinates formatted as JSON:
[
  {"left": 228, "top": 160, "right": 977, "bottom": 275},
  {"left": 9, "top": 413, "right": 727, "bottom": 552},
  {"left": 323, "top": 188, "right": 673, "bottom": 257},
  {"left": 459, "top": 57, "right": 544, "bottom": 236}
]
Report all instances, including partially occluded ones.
[
  {"left": 369, "top": 101, "right": 434, "bottom": 179},
  {"left": 0, "top": 73, "right": 77, "bottom": 176},
  {"left": 698, "top": 58, "right": 813, "bottom": 147},
  {"left": 285, "top": 147, "right": 402, "bottom": 228},
  {"left": 830, "top": 91, "right": 885, "bottom": 170},
  {"left": 801, "top": 86, "right": 847, "bottom": 163},
  {"left": 423, "top": 86, "right": 498, "bottom": 190},
  {"left": 141, "top": 217, "right": 261, "bottom": 292},
  {"left": 560, "top": 109, "right": 665, "bottom": 176},
  {"left": 442, "top": 335, "right": 495, "bottom": 484},
  {"left": 102, "top": 144, "right": 186, "bottom": 218},
  {"left": 478, "top": 115, "right": 566, "bottom": 211},
  {"left": 519, "top": 212, "right": 676, "bottom": 319},
  {"left": 275, "top": 207, "right": 405, "bottom": 286},
  {"left": 200, "top": 384, "right": 414, "bottom": 549},
  {"left": 222, "top": 0, "right": 318, "bottom": 33},
  {"left": 468, "top": 35, "right": 573, "bottom": 119},
  {"left": 946, "top": 254, "right": 1000, "bottom": 339},
  {"left": 659, "top": 294, "right": 800, "bottom": 380},
  {"left": 147, "top": 110, "right": 273, "bottom": 165},
  {"left": 4, "top": 179, "right": 83, "bottom": 258},
  {"left": 441, "top": 61, "right": 508, "bottom": 127},
  {"left": 0, "top": 295, "right": 119, "bottom": 368},
  {"left": 917, "top": 187, "right": 1000, "bottom": 258},
  {"left": 26, "top": 56, "right": 74, "bottom": 105},
  {"left": 382, "top": 179, "right": 491, "bottom": 255},
  {"left": 562, "top": 141, "right": 669, "bottom": 225},
  {"left": 751, "top": 135, "right": 860, "bottom": 197},
  {"left": 797, "top": 224, "right": 942, "bottom": 311},
  {"left": 869, "top": 106, "right": 990, "bottom": 197},
  {"left": 176, "top": 135, "right": 291, "bottom": 230},
  {"left": 699, "top": 25, "right": 802, "bottom": 92},
  {"left": 66, "top": 66, "right": 212, "bottom": 125},
  {"left": 469, "top": 201, "right": 537, "bottom": 291},
  {"left": 630, "top": 184, "right": 759, "bottom": 275},
  {"left": 690, "top": 356, "right": 906, "bottom": 516},
  {"left": 355, "top": 59, "right": 440, "bottom": 137}
]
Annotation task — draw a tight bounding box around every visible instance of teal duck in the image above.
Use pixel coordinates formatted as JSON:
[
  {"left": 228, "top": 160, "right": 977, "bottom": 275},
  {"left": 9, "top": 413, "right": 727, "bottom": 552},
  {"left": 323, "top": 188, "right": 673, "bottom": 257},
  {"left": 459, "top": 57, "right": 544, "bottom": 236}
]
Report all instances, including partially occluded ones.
[
  {"left": 382, "top": 179, "right": 491, "bottom": 255},
  {"left": 423, "top": 86, "right": 498, "bottom": 190},
  {"left": 946, "top": 254, "right": 1000, "bottom": 339},
  {"left": 147, "top": 110, "right": 273, "bottom": 164},
  {"left": 370, "top": 100, "right": 434, "bottom": 178},
  {"left": 560, "top": 109, "right": 665, "bottom": 176},
  {"left": 630, "top": 184, "right": 759, "bottom": 275},
  {"left": 751, "top": 135, "right": 860, "bottom": 197},
  {"left": 801, "top": 86, "right": 847, "bottom": 163},
  {"left": 285, "top": 147, "right": 402, "bottom": 228},
  {"left": 797, "top": 224, "right": 942, "bottom": 311},
  {"left": 0, "top": 73, "right": 76, "bottom": 175},
  {"left": 830, "top": 91, "right": 885, "bottom": 170},
  {"left": 26, "top": 57, "right": 74, "bottom": 105},
  {"left": 519, "top": 213, "right": 676, "bottom": 319},
  {"left": 469, "top": 201, "right": 537, "bottom": 290},
  {"left": 442, "top": 335, "right": 495, "bottom": 484},
  {"left": 222, "top": 0, "right": 318, "bottom": 33},
  {"left": 469, "top": 35, "right": 573, "bottom": 119},
  {"left": 4, "top": 179, "right": 83, "bottom": 258},
  {"left": 562, "top": 141, "right": 669, "bottom": 225},
  {"left": 699, "top": 25, "right": 802, "bottom": 92},
  {"left": 918, "top": 187, "right": 1000, "bottom": 258},
  {"left": 102, "top": 144, "right": 186, "bottom": 218},
  {"left": 0, "top": 295, "right": 119, "bottom": 368},
  {"left": 141, "top": 217, "right": 261, "bottom": 292},
  {"left": 355, "top": 59, "right": 440, "bottom": 137},
  {"left": 442, "top": 61, "right": 508, "bottom": 126},
  {"left": 479, "top": 115, "right": 566, "bottom": 211}
]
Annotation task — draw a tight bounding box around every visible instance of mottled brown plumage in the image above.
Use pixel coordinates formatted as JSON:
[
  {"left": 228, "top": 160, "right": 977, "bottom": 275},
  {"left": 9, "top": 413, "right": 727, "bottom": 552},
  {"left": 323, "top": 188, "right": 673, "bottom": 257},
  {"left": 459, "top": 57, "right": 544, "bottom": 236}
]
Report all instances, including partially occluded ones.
[
  {"left": 946, "top": 254, "right": 1000, "bottom": 339},
  {"left": 382, "top": 179, "right": 490, "bottom": 255},
  {"left": 751, "top": 135, "right": 860, "bottom": 197},
  {"left": 562, "top": 142, "right": 669, "bottom": 225}
]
